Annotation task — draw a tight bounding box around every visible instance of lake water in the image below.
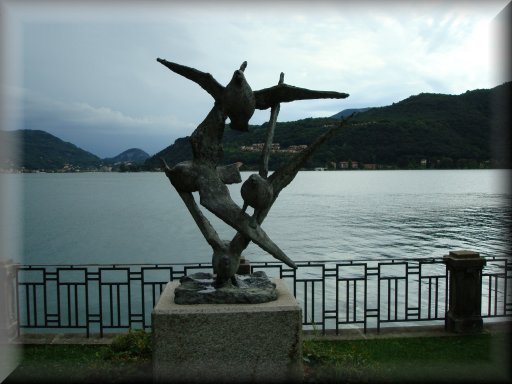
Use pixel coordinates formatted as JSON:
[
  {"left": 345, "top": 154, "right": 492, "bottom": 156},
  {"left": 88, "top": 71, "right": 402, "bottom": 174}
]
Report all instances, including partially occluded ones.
[{"left": 10, "top": 169, "right": 511, "bottom": 266}]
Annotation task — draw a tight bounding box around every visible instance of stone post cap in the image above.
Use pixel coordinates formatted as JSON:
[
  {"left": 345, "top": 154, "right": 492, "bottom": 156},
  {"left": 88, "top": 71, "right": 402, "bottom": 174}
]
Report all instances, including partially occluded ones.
[
  {"left": 448, "top": 250, "right": 481, "bottom": 258},
  {"left": 443, "top": 250, "right": 486, "bottom": 268},
  {"left": 0, "top": 261, "right": 19, "bottom": 278}
]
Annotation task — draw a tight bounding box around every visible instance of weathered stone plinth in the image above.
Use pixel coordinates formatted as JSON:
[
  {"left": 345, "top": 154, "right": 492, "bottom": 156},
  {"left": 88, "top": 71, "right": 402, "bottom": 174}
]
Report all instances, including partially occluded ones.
[
  {"left": 443, "top": 250, "right": 486, "bottom": 333},
  {"left": 152, "top": 279, "right": 303, "bottom": 383}
]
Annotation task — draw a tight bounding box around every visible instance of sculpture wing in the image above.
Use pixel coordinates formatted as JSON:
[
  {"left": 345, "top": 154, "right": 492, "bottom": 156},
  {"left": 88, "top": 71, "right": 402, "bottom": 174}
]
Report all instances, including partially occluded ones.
[
  {"left": 268, "top": 116, "right": 352, "bottom": 194},
  {"left": 197, "top": 175, "right": 296, "bottom": 269},
  {"left": 254, "top": 83, "right": 349, "bottom": 110},
  {"left": 157, "top": 58, "right": 225, "bottom": 102}
]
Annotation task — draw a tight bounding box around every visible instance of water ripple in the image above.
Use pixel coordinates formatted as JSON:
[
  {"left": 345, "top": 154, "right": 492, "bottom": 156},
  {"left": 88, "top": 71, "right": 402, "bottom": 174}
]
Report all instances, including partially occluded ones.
[{"left": 14, "top": 170, "right": 512, "bottom": 264}]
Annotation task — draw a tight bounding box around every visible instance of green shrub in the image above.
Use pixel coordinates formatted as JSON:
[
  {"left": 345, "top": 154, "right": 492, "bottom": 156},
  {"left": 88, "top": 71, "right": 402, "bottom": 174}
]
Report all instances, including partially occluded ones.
[{"left": 101, "top": 329, "right": 152, "bottom": 363}]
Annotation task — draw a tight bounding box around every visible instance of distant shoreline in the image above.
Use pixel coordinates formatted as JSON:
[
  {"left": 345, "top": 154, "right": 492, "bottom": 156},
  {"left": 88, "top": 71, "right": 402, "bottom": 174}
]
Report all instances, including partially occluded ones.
[{"left": 2, "top": 166, "right": 509, "bottom": 174}]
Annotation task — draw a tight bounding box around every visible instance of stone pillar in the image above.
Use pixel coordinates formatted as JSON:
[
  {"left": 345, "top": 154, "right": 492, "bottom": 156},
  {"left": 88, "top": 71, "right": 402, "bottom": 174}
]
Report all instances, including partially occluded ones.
[
  {"left": 0, "top": 260, "right": 18, "bottom": 342},
  {"left": 236, "top": 256, "right": 251, "bottom": 275},
  {"left": 443, "top": 250, "right": 486, "bottom": 333},
  {"left": 152, "top": 279, "right": 303, "bottom": 383}
]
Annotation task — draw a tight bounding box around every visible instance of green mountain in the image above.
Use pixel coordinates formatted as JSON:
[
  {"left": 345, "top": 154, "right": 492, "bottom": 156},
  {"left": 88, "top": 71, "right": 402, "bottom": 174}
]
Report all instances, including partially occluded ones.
[
  {"left": 330, "top": 107, "right": 371, "bottom": 119},
  {"left": 146, "top": 82, "right": 511, "bottom": 170},
  {"left": 6, "top": 130, "right": 102, "bottom": 171},
  {"left": 5, "top": 83, "right": 507, "bottom": 172},
  {"left": 103, "top": 148, "right": 150, "bottom": 164}
]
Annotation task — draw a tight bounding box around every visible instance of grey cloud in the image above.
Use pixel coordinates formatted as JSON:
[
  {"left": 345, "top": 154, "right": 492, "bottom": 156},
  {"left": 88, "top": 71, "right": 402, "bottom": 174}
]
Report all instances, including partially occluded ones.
[
  {"left": 4, "top": 0, "right": 508, "bottom": 158},
  {"left": 22, "top": 90, "right": 192, "bottom": 157}
]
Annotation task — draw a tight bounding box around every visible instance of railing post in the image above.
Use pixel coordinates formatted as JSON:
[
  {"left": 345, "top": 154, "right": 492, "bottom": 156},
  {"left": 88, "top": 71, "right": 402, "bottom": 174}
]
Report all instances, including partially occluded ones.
[
  {"left": 0, "top": 260, "right": 19, "bottom": 342},
  {"left": 236, "top": 256, "right": 251, "bottom": 275},
  {"left": 443, "top": 250, "right": 486, "bottom": 333}
]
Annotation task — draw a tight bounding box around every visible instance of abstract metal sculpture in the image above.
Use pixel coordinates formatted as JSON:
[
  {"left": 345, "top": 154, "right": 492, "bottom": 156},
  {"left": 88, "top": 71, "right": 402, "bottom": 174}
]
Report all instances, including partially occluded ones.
[{"left": 157, "top": 58, "right": 349, "bottom": 291}]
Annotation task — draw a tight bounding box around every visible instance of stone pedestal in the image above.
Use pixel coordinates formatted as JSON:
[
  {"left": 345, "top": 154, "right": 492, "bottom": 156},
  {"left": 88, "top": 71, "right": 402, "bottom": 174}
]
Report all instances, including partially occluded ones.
[
  {"left": 443, "top": 250, "right": 486, "bottom": 333},
  {"left": 152, "top": 279, "right": 303, "bottom": 383}
]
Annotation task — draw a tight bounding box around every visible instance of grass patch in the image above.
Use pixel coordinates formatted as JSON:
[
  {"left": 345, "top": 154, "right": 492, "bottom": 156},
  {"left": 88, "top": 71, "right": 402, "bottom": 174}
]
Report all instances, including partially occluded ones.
[
  {"left": 5, "top": 331, "right": 511, "bottom": 383},
  {"left": 303, "top": 332, "right": 511, "bottom": 383},
  {"left": 5, "top": 330, "right": 152, "bottom": 384}
]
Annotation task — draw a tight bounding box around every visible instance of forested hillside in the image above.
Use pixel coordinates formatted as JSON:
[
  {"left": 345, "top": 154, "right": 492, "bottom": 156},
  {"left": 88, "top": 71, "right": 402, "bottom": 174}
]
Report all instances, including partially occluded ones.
[
  {"left": 146, "top": 82, "right": 510, "bottom": 170},
  {"left": 103, "top": 148, "right": 150, "bottom": 164},
  {"left": 7, "top": 130, "right": 102, "bottom": 171},
  {"left": 4, "top": 83, "right": 507, "bottom": 172}
]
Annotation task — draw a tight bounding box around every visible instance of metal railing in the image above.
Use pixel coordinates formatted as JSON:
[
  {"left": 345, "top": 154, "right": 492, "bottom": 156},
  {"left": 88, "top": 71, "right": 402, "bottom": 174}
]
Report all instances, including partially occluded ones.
[{"left": 12, "top": 256, "right": 511, "bottom": 337}]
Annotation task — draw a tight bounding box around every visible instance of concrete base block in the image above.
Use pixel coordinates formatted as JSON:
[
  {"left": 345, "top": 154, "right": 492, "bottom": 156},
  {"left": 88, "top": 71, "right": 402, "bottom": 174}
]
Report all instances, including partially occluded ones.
[{"left": 152, "top": 279, "right": 303, "bottom": 383}]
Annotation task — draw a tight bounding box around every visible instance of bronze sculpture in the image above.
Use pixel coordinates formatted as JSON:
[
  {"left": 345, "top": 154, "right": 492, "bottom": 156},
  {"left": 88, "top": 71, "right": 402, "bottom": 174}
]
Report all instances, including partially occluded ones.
[{"left": 157, "top": 58, "right": 349, "bottom": 295}]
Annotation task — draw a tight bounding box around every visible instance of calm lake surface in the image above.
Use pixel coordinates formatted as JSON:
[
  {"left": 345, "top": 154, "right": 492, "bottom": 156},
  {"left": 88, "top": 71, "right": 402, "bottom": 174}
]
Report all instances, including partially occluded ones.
[{"left": 11, "top": 169, "right": 512, "bottom": 265}]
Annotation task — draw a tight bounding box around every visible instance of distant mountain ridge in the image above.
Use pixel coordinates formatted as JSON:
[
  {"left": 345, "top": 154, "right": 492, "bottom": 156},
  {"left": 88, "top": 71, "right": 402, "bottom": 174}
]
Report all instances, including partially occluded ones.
[
  {"left": 9, "top": 130, "right": 102, "bottom": 171},
  {"left": 1, "top": 130, "right": 150, "bottom": 171},
  {"left": 146, "top": 82, "right": 511, "bottom": 170},
  {"left": 2, "top": 82, "right": 509, "bottom": 172},
  {"left": 103, "top": 148, "right": 149, "bottom": 164},
  {"left": 330, "top": 107, "right": 371, "bottom": 119}
]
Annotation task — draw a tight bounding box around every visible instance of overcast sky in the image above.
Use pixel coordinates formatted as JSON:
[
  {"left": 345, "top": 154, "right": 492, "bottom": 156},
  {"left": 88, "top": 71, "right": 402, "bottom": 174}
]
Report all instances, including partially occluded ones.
[{"left": 1, "top": 0, "right": 510, "bottom": 158}]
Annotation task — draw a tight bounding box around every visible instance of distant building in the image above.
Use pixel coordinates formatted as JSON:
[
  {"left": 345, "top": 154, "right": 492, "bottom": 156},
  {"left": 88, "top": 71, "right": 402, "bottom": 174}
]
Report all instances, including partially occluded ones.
[
  {"left": 351, "top": 161, "right": 359, "bottom": 169},
  {"left": 286, "top": 145, "right": 307, "bottom": 153},
  {"left": 240, "top": 143, "right": 309, "bottom": 154},
  {"left": 339, "top": 161, "right": 349, "bottom": 169},
  {"left": 241, "top": 143, "right": 280, "bottom": 152},
  {"left": 363, "top": 163, "right": 377, "bottom": 170}
]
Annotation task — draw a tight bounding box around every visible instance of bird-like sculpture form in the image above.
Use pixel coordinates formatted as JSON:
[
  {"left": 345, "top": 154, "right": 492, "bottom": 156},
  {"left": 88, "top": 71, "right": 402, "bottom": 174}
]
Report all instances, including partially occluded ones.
[
  {"left": 241, "top": 173, "right": 274, "bottom": 228},
  {"left": 157, "top": 58, "right": 349, "bottom": 286},
  {"left": 157, "top": 58, "right": 348, "bottom": 131},
  {"left": 222, "top": 61, "right": 255, "bottom": 132}
]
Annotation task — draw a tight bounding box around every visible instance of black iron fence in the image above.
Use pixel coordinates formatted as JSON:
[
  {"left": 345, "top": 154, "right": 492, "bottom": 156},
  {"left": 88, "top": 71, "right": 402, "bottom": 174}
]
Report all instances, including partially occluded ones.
[{"left": 9, "top": 256, "right": 512, "bottom": 337}]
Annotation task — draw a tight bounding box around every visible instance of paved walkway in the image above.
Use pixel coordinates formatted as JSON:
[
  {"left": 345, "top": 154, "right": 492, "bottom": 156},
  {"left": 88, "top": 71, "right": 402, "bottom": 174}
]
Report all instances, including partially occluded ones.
[
  {"left": 12, "top": 321, "right": 511, "bottom": 345},
  {"left": 12, "top": 333, "right": 119, "bottom": 345},
  {"left": 303, "top": 320, "right": 511, "bottom": 340}
]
